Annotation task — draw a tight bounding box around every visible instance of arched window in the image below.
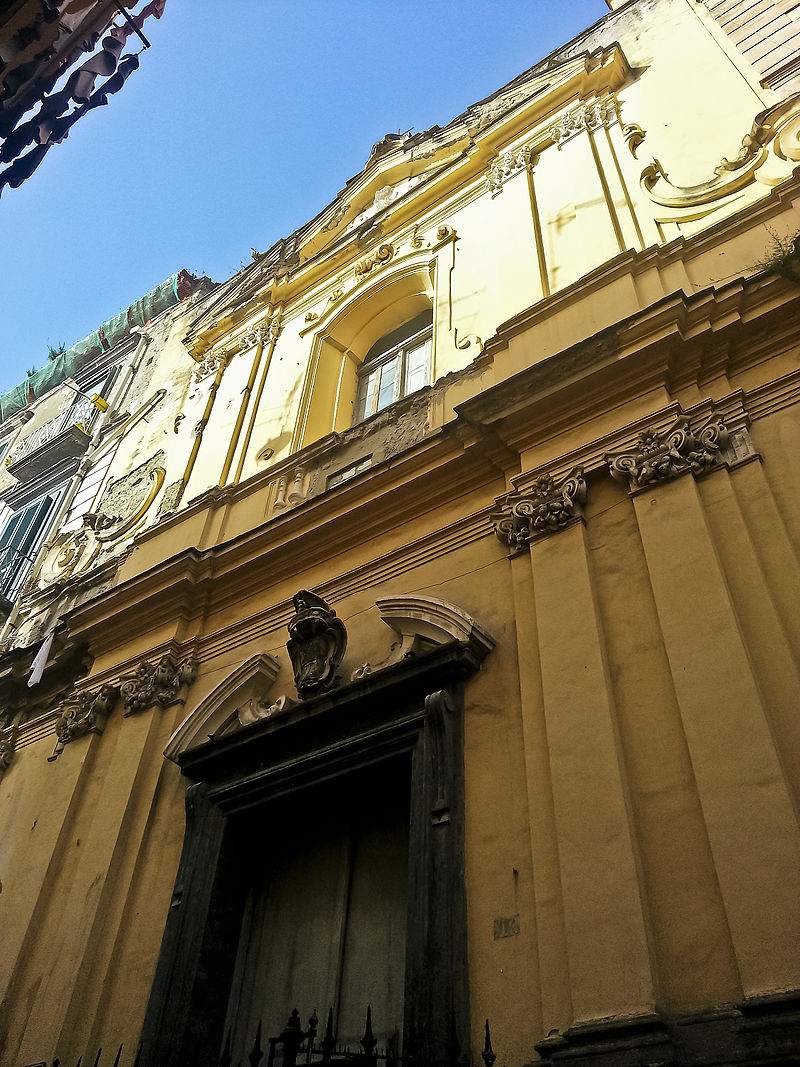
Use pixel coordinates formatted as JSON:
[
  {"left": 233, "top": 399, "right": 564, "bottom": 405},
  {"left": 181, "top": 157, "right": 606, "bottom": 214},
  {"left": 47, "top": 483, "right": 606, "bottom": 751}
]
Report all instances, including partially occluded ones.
[
  {"left": 294, "top": 266, "right": 435, "bottom": 450},
  {"left": 353, "top": 309, "right": 432, "bottom": 423}
]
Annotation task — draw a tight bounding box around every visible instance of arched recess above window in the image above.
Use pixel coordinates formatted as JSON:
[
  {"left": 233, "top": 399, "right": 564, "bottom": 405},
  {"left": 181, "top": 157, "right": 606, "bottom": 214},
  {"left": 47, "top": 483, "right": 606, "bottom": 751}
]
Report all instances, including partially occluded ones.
[{"left": 296, "top": 263, "right": 435, "bottom": 449}]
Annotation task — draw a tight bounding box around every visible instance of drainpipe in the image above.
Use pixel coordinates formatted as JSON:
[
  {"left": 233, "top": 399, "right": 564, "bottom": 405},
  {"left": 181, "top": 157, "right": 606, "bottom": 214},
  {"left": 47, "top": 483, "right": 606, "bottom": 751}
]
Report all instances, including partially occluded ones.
[{"left": 0, "top": 330, "right": 152, "bottom": 646}]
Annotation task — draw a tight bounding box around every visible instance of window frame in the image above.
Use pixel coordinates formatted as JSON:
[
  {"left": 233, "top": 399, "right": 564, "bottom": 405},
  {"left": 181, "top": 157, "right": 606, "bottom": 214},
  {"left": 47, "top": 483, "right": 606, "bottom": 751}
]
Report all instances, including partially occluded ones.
[{"left": 353, "top": 319, "right": 433, "bottom": 425}]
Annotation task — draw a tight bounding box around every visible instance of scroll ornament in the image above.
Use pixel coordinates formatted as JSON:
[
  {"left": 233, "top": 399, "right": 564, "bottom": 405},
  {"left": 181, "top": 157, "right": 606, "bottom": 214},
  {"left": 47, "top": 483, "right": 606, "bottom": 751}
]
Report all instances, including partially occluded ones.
[
  {"left": 606, "top": 414, "right": 729, "bottom": 491},
  {"left": 287, "top": 590, "right": 347, "bottom": 699},
  {"left": 55, "top": 684, "right": 120, "bottom": 745},
  {"left": 492, "top": 467, "right": 587, "bottom": 550},
  {"left": 354, "top": 243, "right": 394, "bottom": 280},
  {"left": 120, "top": 653, "right": 198, "bottom": 714}
]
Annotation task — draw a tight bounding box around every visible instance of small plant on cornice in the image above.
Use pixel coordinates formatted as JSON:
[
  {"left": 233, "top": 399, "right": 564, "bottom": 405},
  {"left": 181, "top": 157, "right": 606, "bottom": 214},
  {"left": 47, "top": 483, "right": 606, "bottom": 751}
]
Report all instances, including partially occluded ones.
[
  {"left": 47, "top": 342, "right": 66, "bottom": 361},
  {"left": 754, "top": 228, "right": 800, "bottom": 282}
]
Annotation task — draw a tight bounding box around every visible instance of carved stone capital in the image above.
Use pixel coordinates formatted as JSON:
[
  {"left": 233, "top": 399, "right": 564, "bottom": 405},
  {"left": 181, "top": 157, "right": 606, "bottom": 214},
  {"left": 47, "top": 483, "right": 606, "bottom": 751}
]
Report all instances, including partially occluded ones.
[
  {"left": 193, "top": 349, "right": 230, "bottom": 383},
  {"left": 286, "top": 590, "right": 347, "bottom": 699},
  {"left": 606, "top": 414, "right": 729, "bottom": 492},
  {"left": 238, "top": 313, "right": 283, "bottom": 352},
  {"left": 492, "top": 466, "right": 587, "bottom": 550},
  {"left": 550, "top": 98, "right": 617, "bottom": 147},
  {"left": 485, "top": 145, "right": 533, "bottom": 196},
  {"left": 120, "top": 653, "right": 199, "bottom": 715},
  {"left": 55, "top": 683, "right": 120, "bottom": 746}
]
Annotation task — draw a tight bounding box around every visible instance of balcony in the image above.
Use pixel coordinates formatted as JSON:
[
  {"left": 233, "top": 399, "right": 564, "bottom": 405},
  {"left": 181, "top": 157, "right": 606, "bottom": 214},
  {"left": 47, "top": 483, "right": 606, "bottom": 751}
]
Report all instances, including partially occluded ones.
[{"left": 5, "top": 394, "right": 96, "bottom": 481}]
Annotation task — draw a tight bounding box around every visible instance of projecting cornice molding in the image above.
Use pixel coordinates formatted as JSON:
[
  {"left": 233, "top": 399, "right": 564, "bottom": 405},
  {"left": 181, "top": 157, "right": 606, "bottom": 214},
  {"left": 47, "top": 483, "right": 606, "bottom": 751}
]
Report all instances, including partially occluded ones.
[{"left": 180, "top": 46, "right": 631, "bottom": 358}]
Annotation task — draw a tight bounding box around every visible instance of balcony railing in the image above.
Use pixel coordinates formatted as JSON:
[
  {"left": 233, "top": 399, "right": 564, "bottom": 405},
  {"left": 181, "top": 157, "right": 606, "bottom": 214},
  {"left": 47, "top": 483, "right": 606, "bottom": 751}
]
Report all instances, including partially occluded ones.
[{"left": 5, "top": 395, "right": 97, "bottom": 480}]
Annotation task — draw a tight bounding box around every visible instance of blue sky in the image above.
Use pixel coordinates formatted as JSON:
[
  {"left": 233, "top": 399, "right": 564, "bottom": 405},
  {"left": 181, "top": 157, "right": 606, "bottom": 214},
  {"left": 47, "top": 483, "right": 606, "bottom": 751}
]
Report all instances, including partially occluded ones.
[{"left": 0, "top": 0, "right": 607, "bottom": 394}]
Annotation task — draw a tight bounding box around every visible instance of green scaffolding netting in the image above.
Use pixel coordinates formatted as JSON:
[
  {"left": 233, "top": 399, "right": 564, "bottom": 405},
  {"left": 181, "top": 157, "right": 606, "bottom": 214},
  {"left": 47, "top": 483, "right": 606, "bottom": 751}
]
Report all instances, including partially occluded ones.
[{"left": 0, "top": 271, "right": 193, "bottom": 423}]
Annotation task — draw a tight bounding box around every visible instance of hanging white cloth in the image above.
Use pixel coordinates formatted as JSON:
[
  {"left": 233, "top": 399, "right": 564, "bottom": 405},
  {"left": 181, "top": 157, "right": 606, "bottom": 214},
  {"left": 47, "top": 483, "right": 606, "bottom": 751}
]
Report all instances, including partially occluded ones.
[{"left": 28, "top": 626, "right": 55, "bottom": 687}]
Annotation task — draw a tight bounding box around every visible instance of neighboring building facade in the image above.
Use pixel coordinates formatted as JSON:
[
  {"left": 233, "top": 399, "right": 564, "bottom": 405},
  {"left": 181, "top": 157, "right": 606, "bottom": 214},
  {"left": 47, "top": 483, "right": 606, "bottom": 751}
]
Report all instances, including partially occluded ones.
[
  {"left": 0, "top": 1, "right": 167, "bottom": 196},
  {"left": 2, "top": 1, "right": 800, "bottom": 1064}
]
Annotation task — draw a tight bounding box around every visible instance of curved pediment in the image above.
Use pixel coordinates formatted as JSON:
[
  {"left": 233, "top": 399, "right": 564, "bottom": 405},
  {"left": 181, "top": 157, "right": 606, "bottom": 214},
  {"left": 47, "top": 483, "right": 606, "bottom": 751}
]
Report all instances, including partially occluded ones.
[{"left": 164, "top": 653, "right": 281, "bottom": 761}]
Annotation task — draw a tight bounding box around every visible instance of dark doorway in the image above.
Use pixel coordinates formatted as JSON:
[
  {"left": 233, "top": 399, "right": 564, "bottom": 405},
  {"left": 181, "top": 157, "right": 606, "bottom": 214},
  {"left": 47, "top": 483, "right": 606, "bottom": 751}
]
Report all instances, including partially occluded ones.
[{"left": 224, "top": 758, "right": 411, "bottom": 1062}]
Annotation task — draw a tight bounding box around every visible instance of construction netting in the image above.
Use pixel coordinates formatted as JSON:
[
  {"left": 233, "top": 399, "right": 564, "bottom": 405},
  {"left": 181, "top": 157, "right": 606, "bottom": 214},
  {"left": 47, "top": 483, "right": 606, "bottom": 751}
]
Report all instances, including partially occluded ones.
[{"left": 0, "top": 271, "right": 195, "bottom": 423}]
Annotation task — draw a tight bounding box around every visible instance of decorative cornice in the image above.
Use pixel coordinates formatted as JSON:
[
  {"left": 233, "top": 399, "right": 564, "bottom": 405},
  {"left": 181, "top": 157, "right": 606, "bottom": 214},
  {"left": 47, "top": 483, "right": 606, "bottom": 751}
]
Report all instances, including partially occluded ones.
[
  {"left": 120, "top": 653, "right": 198, "bottom": 715},
  {"left": 605, "top": 413, "right": 729, "bottom": 492},
  {"left": 54, "top": 683, "right": 119, "bottom": 747},
  {"left": 492, "top": 466, "right": 587, "bottom": 549}
]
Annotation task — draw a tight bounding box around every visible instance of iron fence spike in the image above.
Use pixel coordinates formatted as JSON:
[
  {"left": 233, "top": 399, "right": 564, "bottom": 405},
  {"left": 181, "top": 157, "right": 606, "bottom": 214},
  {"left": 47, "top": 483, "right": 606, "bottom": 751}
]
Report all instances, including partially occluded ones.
[{"left": 481, "top": 1019, "right": 496, "bottom": 1067}]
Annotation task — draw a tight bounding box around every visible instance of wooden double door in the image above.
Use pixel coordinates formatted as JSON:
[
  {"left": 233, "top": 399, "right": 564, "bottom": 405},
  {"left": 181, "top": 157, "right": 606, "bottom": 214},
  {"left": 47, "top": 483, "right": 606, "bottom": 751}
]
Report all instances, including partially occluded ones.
[{"left": 224, "top": 759, "right": 411, "bottom": 1062}]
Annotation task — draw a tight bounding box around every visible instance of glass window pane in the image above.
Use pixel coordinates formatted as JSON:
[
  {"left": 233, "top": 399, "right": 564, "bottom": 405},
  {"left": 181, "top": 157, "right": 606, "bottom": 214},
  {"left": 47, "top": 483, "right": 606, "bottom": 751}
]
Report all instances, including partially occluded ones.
[
  {"left": 376, "top": 356, "right": 398, "bottom": 413},
  {"left": 403, "top": 339, "right": 430, "bottom": 396},
  {"left": 358, "top": 367, "right": 380, "bottom": 420}
]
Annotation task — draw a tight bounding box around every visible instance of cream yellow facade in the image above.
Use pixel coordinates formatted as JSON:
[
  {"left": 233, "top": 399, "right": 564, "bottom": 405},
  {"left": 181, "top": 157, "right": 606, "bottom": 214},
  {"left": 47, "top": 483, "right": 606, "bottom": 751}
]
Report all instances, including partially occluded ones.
[{"left": 2, "top": 1, "right": 800, "bottom": 1065}]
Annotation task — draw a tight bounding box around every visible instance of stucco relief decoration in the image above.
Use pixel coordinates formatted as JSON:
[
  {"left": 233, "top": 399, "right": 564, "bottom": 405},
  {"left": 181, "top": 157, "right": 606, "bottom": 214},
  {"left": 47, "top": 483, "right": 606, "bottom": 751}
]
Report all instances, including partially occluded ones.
[
  {"left": 346, "top": 175, "right": 424, "bottom": 232},
  {"left": 485, "top": 146, "right": 533, "bottom": 197},
  {"left": 38, "top": 528, "right": 95, "bottom": 587},
  {"left": 323, "top": 200, "right": 349, "bottom": 231},
  {"left": 639, "top": 94, "right": 800, "bottom": 208},
  {"left": 550, "top": 98, "right": 617, "bottom": 148},
  {"left": 492, "top": 466, "right": 587, "bottom": 550},
  {"left": 286, "top": 590, "right": 347, "bottom": 699},
  {"left": 606, "top": 414, "right": 729, "bottom": 491},
  {"left": 120, "top": 653, "right": 199, "bottom": 715},
  {"left": 91, "top": 452, "right": 167, "bottom": 546},
  {"left": 623, "top": 123, "right": 646, "bottom": 158},
  {"left": 55, "top": 684, "right": 120, "bottom": 746},
  {"left": 354, "top": 243, "right": 394, "bottom": 280}
]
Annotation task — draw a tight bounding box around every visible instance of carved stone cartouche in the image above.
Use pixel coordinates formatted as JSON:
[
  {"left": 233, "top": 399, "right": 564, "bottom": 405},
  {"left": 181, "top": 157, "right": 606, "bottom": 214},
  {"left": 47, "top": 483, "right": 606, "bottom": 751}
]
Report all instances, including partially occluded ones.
[
  {"left": 492, "top": 466, "right": 587, "bottom": 550},
  {"left": 120, "top": 653, "right": 199, "bottom": 715},
  {"left": 606, "top": 414, "right": 729, "bottom": 492},
  {"left": 55, "top": 683, "right": 119, "bottom": 745},
  {"left": 286, "top": 590, "right": 347, "bottom": 699}
]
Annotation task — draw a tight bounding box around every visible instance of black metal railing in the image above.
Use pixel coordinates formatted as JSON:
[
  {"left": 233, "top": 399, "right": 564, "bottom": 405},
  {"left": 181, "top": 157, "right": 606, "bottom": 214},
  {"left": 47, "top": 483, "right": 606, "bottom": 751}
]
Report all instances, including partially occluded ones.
[
  {"left": 223, "top": 1006, "right": 497, "bottom": 1067},
  {"left": 26, "top": 1014, "right": 498, "bottom": 1067},
  {"left": 7, "top": 394, "right": 98, "bottom": 470}
]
